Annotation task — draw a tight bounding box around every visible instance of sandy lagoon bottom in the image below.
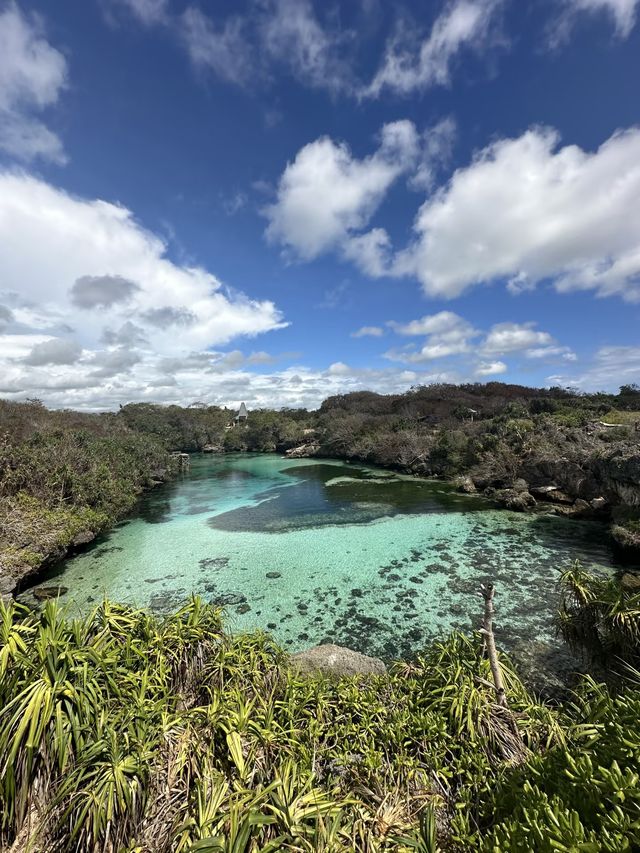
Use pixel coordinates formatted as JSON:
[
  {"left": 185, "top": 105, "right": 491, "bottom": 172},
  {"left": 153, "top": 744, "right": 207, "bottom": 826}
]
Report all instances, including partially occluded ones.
[{"left": 23, "top": 453, "right": 623, "bottom": 681}]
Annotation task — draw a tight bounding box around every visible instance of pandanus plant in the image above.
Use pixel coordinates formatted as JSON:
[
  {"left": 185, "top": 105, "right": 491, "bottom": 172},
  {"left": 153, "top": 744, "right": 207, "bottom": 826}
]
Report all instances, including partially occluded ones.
[{"left": 1, "top": 590, "right": 639, "bottom": 852}]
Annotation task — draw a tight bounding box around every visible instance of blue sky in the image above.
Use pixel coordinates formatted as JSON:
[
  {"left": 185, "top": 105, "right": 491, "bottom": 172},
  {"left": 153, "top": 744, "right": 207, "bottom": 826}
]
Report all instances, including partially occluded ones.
[{"left": 0, "top": 0, "right": 639, "bottom": 409}]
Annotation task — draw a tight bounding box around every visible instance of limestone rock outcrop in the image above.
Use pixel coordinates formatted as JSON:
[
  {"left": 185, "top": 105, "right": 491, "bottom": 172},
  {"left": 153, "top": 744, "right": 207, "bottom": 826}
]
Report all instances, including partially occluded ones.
[{"left": 290, "top": 644, "right": 386, "bottom": 678}]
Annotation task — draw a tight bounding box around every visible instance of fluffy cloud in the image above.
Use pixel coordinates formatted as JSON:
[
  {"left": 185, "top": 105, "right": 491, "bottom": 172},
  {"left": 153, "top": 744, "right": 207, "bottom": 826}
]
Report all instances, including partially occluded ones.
[
  {"left": 0, "top": 169, "right": 287, "bottom": 405},
  {"left": 475, "top": 360, "right": 507, "bottom": 376},
  {"left": 364, "top": 0, "right": 504, "bottom": 98},
  {"left": 264, "top": 121, "right": 419, "bottom": 260},
  {"left": 267, "top": 124, "right": 640, "bottom": 304},
  {"left": 393, "top": 126, "right": 640, "bottom": 301},
  {"left": 388, "top": 310, "right": 469, "bottom": 337},
  {"left": 0, "top": 3, "right": 68, "bottom": 163},
  {"left": 23, "top": 338, "right": 82, "bottom": 366},
  {"left": 481, "top": 322, "right": 554, "bottom": 355},
  {"left": 385, "top": 311, "right": 478, "bottom": 362},
  {"left": 382, "top": 313, "right": 575, "bottom": 373},
  {"left": 480, "top": 322, "right": 576, "bottom": 360}
]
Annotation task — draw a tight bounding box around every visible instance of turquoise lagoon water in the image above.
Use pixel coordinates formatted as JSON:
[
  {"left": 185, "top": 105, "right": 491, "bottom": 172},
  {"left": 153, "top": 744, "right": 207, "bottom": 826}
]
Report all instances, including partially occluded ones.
[{"left": 24, "top": 453, "right": 622, "bottom": 668}]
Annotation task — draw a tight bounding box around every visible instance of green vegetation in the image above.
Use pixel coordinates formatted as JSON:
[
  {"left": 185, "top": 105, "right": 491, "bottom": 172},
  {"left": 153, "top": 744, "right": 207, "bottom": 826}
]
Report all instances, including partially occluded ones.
[
  {"left": 315, "top": 383, "right": 640, "bottom": 478},
  {"left": 2, "top": 387, "right": 640, "bottom": 850},
  {"left": 0, "top": 595, "right": 639, "bottom": 852},
  {"left": 558, "top": 563, "right": 640, "bottom": 667},
  {"left": 2, "top": 382, "right": 639, "bottom": 592},
  {"left": 0, "top": 400, "right": 173, "bottom": 591}
]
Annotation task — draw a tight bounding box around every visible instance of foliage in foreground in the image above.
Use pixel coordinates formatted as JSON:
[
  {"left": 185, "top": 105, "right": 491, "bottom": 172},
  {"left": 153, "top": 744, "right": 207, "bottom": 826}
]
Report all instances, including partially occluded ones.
[
  {"left": 1, "top": 598, "right": 640, "bottom": 851},
  {"left": 558, "top": 563, "right": 640, "bottom": 666}
]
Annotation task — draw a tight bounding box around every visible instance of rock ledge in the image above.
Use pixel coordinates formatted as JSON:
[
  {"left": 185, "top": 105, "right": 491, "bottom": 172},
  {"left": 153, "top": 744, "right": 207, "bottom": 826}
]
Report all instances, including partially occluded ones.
[{"left": 290, "top": 644, "right": 386, "bottom": 678}]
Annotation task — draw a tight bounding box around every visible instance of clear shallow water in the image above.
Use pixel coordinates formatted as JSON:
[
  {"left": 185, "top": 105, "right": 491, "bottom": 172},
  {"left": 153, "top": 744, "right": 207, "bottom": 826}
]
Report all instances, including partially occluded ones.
[{"left": 24, "top": 453, "right": 622, "bottom": 670}]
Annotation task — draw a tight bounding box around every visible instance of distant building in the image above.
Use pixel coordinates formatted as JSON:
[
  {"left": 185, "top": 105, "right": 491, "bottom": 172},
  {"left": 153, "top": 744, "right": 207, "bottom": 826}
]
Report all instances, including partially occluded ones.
[{"left": 234, "top": 402, "right": 248, "bottom": 424}]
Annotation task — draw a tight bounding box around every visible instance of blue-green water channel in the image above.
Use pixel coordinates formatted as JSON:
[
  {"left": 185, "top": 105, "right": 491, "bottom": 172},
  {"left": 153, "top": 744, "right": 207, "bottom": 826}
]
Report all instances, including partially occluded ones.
[{"left": 24, "top": 453, "right": 621, "bottom": 669}]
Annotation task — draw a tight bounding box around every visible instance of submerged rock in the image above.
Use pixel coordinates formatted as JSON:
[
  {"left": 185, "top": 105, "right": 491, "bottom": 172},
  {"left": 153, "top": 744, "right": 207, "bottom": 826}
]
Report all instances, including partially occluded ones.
[
  {"left": 33, "top": 585, "right": 68, "bottom": 601},
  {"left": 212, "top": 593, "right": 247, "bottom": 606},
  {"left": 290, "top": 644, "right": 386, "bottom": 678}
]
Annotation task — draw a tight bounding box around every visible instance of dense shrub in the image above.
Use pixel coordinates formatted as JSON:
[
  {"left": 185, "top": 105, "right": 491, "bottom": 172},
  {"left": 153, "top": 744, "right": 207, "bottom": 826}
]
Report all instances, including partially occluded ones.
[{"left": 0, "top": 598, "right": 638, "bottom": 851}]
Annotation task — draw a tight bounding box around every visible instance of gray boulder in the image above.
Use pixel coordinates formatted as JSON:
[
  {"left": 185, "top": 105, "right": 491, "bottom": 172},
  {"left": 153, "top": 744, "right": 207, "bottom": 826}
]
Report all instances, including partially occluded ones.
[
  {"left": 290, "top": 644, "right": 386, "bottom": 678},
  {"left": 453, "top": 475, "right": 476, "bottom": 494},
  {"left": 491, "top": 488, "right": 536, "bottom": 512}
]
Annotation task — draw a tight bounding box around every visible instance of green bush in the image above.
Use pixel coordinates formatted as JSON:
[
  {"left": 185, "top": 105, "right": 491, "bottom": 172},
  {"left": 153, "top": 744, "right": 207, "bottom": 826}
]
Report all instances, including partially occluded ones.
[{"left": 1, "top": 599, "right": 639, "bottom": 852}]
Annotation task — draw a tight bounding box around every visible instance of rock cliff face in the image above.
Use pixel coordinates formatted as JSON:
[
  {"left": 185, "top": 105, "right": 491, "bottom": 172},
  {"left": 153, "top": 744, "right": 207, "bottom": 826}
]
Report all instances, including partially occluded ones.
[
  {"left": 467, "top": 437, "right": 640, "bottom": 554},
  {"left": 516, "top": 447, "right": 640, "bottom": 507}
]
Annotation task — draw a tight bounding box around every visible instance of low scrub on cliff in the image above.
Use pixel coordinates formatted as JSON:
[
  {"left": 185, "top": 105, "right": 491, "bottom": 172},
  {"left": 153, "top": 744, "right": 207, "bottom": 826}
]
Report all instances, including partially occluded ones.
[
  {"left": 1, "top": 597, "right": 639, "bottom": 852},
  {"left": 0, "top": 400, "right": 172, "bottom": 591}
]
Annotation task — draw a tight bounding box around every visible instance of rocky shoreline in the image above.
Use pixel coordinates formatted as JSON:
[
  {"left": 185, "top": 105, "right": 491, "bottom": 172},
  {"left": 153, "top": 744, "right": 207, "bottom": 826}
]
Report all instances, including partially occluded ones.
[
  {"left": 283, "top": 435, "right": 640, "bottom": 560},
  {"left": 0, "top": 456, "right": 190, "bottom": 600}
]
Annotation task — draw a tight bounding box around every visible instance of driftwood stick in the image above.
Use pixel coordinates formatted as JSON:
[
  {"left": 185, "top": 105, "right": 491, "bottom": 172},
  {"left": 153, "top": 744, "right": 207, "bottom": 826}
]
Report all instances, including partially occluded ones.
[{"left": 480, "top": 583, "right": 508, "bottom": 708}]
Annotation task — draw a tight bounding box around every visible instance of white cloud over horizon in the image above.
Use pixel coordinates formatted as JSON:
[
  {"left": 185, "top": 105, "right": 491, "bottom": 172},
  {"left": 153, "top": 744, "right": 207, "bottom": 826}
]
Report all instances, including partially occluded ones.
[
  {"left": 0, "top": 169, "right": 288, "bottom": 405},
  {"left": 383, "top": 313, "right": 576, "bottom": 366},
  {"left": 548, "top": 345, "right": 640, "bottom": 390}
]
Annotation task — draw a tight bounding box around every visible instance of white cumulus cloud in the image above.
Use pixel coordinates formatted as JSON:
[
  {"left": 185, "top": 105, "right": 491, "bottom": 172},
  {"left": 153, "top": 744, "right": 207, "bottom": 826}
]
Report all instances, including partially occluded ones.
[
  {"left": 475, "top": 360, "right": 507, "bottom": 376},
  {"left": 264, "top": 121, "right": 419, "bottom": 260},
  {"left": 393, "top": 126, "right": 640, "bottom": 302}
]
